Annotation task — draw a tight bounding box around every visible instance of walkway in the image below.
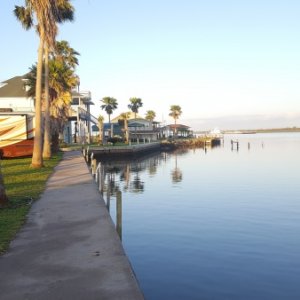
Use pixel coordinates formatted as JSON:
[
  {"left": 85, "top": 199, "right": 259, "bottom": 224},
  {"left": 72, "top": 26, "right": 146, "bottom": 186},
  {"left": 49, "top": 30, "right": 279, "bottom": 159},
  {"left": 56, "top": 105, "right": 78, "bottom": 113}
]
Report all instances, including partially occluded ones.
[{"left": 0, "top": 151, "right": 144, "bottom": 300}]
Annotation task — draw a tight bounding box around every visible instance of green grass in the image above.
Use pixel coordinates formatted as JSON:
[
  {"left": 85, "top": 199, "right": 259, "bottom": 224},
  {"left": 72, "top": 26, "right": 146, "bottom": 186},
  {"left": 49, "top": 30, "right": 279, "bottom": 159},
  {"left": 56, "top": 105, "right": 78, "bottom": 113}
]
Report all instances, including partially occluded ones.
[{"left": 0, "top": 152, "right": 63, "bottom": 254}]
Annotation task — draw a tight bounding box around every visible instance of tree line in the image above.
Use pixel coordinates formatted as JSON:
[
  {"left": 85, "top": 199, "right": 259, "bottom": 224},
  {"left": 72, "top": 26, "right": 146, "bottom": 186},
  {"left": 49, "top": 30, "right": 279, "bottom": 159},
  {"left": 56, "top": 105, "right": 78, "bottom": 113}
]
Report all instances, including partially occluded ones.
[{"left": 99, "top": 97, "right": 183, "bottom": 140}]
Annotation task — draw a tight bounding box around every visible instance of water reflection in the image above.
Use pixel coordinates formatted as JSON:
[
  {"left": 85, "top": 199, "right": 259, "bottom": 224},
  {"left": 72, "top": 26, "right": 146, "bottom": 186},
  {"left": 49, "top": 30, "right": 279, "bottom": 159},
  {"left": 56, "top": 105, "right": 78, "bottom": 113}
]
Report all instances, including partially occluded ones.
[
  {"left": 89, "top": 134, "right": 300, "bottom": 300},
  {"left": 93, "top": 152, "right": 167, "bottom": 239},
  {"left": 94, "top": 152, "right": 166, "bottom": 196},
  {"left": 171, "top": 153, "right": 182, "bottom": 183},
  {"left": 92, "top": 146, "right": 219, "bottom": 237}
]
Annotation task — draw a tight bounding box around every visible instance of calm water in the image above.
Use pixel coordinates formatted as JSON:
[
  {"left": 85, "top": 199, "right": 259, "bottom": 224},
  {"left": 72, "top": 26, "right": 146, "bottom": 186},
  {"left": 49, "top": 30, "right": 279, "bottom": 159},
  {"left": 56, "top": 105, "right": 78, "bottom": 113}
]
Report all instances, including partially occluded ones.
[{"left": 95, "top": 133, "right": 300, "bottom": 300}]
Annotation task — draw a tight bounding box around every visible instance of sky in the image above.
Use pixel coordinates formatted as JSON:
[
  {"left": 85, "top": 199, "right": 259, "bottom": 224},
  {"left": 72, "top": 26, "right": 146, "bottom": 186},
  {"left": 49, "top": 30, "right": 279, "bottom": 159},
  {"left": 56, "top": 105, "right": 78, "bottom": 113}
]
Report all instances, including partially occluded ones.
[{"left": 1, "top": 0, "right": 300, "bottom": 130}]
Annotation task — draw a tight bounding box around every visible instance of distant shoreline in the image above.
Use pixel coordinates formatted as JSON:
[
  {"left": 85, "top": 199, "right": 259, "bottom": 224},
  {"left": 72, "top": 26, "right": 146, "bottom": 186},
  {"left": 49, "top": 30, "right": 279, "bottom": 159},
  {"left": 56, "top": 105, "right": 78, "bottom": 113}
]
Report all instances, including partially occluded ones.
[
  {"left": 224, "top": 127, "right": 300, "bottom": 134},
  {"left": 196, "top": 127, "right": 300, "bottom": 134}
]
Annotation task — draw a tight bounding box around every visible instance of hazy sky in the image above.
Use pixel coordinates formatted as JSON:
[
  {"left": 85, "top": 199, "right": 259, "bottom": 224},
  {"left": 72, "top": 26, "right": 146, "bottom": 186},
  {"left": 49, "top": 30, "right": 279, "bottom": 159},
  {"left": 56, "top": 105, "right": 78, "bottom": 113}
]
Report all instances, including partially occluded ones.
[{"left": 1, "top": 0, "right": 300, "bottom": 129}]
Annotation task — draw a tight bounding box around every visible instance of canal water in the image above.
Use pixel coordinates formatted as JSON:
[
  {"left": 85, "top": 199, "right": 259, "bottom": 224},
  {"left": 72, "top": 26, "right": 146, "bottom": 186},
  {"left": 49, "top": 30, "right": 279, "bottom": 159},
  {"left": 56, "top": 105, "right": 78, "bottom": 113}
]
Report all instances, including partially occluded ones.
[{"left": 94, "top": 133, "right": 300, "bottom": 300}]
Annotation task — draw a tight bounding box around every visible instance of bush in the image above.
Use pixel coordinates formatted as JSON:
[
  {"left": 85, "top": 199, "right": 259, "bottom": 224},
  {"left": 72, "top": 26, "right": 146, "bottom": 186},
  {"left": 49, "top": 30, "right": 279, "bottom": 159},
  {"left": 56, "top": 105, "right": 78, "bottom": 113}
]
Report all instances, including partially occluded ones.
[{"left": 107, "top": 136, "right": 123, "bottom": 145}]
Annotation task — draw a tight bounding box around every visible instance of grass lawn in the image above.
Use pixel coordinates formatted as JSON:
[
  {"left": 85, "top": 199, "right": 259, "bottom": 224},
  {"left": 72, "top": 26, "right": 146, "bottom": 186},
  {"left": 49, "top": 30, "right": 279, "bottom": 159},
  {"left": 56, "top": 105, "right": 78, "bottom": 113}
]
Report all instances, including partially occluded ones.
[{"left": 0, "top": 152, "right": 63, "bottom": 254}]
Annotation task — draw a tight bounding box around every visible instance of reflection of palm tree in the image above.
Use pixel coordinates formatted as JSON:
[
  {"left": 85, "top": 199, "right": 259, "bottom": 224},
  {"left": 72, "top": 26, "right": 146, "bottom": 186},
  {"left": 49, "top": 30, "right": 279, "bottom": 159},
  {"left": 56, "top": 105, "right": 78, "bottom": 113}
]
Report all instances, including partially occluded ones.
[
  {"left": 148, "top": 158, "right": 158, "bottom": 176},
  {"left": 124, "top": 164, "right": 130, "bottom": 191},
  {"left": 119, "top": 164, "right": 131, "bottom": 192},
  {"left": 130, "top": 174, "right": 144, "bottom": 193},
  {"left": 171, "top": 154, "right": 183, "bottom": 183},
  {"left": 148, "top": 164, "right": 157, "bottom": 176},
  {"left": 105, "top": 170, "right": 120, "bottom": 196}
]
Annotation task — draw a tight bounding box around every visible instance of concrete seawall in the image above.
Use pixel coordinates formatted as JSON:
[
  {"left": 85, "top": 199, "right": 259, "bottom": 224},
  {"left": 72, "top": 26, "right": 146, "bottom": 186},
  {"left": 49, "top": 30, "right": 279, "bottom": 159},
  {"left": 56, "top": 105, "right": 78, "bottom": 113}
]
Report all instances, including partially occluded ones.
[
  {"left": 87, "top": 142, "right": 161, "bottom": 158},
  {"left": 0, "top": 151, "right": 144, "bottom": 300}
]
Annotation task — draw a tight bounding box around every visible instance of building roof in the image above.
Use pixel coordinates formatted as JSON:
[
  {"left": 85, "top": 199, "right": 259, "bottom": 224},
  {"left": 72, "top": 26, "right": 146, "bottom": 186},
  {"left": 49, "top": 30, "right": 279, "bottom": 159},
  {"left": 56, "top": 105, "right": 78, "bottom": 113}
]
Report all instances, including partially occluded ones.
[
  {"left": 71, "top": 90, "right": 94, "bottom": 105},
  {"left": 0, "top": 75, "right": 29, "bottom": 98},
  {"left": 165, "top": 124, "right": 190, "bottom": 130},
  {"left": 111, "top": 112, "right": 143, "bottom": 123}
]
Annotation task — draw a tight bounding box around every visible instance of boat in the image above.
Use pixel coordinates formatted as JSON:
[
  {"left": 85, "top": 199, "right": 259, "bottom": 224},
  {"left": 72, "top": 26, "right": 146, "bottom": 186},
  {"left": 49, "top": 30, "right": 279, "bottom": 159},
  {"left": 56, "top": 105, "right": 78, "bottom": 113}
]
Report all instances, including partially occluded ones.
[{"left": 0, "top": 112, "right": 34, "bottom": 158}]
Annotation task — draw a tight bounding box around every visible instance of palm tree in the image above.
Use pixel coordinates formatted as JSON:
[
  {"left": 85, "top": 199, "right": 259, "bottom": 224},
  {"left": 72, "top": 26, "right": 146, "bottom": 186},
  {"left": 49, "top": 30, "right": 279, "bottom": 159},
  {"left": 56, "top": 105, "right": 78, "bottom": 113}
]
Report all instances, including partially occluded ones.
[
  {"left": 145, "top": 110, "right": 156, "bottom": 122},
  {"left": 100, "top": 97, "right": 118, "bottom": 138},
  {"left": 128, "top": 97, "right": 143, "bottom": 119},
  {"left": 100, "top": 97, "right": 118, "bottom": 123},
  {"left": 43, "top": 2, "right": 74, "bottom": 159},
  {"left": 25, "top": 40, "right": 79, "bottom": 152},
  {"left": 15, "top": 1, "right": 57, "bottom": 168},
  {"left": 169, "top": 105, "right": 182, "bottom": 136},
  {"left": 14, "top": 0, "right": 74, "bottom": 167},
  {"left": 120, "top": 112, "right": 131, "bottom": 144},
  {"left": 97, "top": 115, "right": 104, "bottom": 145},
  {"left": 55, "top": 40, "right": 79, "bottom": 67}
]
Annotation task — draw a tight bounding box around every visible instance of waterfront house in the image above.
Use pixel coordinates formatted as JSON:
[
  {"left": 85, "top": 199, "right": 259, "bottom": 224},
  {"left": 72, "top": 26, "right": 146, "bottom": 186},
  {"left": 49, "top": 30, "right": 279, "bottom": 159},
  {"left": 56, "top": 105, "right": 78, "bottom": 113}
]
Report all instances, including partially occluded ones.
[
  {"left": 162, "top": 124, "right": 193, "bottom": 138},
  {"left": 0, "top": 75, "right": 34, "bottom": 112},
  {"left": 67, "top": 90, "right": 97, "bottom": 144},
  {"left": 108, "top": 113, "right": 160, "bottom": 143},
  {"left": 0, "top": 75, "right": 96, "bottom": 149}
]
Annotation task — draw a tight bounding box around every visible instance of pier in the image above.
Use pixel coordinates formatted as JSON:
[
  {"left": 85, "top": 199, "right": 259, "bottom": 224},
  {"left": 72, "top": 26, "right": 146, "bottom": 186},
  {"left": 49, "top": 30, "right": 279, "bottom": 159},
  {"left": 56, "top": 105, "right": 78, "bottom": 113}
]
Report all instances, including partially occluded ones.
[{"left": 0, "top": 151, "right": 144, "bottom": 300}]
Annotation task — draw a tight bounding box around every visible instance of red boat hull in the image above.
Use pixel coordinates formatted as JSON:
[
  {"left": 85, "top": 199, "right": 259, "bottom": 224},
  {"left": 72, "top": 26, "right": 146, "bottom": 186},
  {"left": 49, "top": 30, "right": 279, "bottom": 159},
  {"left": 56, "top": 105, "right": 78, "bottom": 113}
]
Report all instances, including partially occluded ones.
[{"left": 0, "top": 139, "right": 34, "bottom": 158}]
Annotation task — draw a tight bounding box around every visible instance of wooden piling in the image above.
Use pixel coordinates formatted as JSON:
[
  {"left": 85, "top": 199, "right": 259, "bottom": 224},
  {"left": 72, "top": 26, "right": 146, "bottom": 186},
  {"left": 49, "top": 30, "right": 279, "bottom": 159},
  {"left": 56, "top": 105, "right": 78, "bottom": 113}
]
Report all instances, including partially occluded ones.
[{"left": 116, "top": 191, "right": 122, "bottom": 240}]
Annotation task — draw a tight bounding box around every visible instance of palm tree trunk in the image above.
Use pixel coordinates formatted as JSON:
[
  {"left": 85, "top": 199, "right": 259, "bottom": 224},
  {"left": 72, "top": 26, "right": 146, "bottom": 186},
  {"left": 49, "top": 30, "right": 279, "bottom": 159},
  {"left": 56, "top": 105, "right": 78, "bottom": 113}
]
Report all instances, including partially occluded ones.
[
  {"left": 174, "top": 118, "right": 177, "bottom": 136},
  {"left": 98, "top": 121, "right": 103, "bottom": 145},
  {"left": 31, "top": 32, "right": 44, "bottom": 168},
  {"left": 0, "top": 171, "right": 8, "bottom": 208},
  {"left": 108, "top": 114, "right": 112, "bottom": 138},
  {"left": 125, "top": 119, "right": 129, "bottom": 143},
  {"left": 43, "top": 45, "right": 51, "bottom": 159}
]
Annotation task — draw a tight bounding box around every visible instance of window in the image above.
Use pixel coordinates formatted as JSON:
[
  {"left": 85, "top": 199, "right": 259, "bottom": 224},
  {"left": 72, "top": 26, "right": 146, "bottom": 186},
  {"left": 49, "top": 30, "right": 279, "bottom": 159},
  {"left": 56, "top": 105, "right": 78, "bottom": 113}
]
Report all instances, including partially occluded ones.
[{"left": 72, "top": 98, "right": 79, "bottom": 105}]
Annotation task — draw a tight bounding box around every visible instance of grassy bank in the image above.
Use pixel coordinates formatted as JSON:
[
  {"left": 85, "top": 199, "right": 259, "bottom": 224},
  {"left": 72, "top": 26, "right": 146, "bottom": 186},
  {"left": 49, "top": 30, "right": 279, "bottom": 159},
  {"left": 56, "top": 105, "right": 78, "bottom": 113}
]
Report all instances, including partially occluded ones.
[{"left": 0, "top": 152, "right": 63, "bottom": 254}]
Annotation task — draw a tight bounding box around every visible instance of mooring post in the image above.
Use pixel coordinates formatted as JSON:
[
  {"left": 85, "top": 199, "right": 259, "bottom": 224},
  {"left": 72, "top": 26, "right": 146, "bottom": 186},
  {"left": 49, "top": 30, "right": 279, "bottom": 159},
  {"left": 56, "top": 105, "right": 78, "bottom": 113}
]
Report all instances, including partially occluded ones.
[
  {"left": 91, "top": 158, "right": 96, "bottom": 176},
  {"left": 106, "top": 179, "right": 110, "bottom": 211},
  {"left": 116, "top": 191, "right": 122, "bottom": 240},
  {"left": 85, "top": 146, "right": 89, "bottom": 162},
  {"left": 100, "top": 164, "right": 105, "bottom": 195},
  {"left": 95, "top": 162, "right": 100, "bottom": 183}
]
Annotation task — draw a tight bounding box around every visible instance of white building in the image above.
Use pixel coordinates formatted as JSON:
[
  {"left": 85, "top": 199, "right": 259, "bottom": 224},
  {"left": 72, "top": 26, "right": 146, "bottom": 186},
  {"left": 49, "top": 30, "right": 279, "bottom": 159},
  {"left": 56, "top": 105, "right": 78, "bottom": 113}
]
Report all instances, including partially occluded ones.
[
  {"left": 0, "top": 75, "right": 34, "bottom": 112},
  {"left": 0, "top": 75, "right": 96, "bottom": 145},
  {"left": 110, "top": 112, "right": 161, "bottom": 143}
]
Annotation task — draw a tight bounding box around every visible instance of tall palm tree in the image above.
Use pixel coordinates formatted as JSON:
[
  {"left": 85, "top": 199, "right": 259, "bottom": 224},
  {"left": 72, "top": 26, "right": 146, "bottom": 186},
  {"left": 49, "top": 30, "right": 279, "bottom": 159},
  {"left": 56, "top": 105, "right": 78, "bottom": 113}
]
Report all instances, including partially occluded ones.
[
  {"left": 100, "top": 96, "right": 118, "bottom": 123},
  {"left": 55, "top": 40, "right": 79, "bottom": 67},
  {"left": 169, "top": 105, "right": 182, "bottom": 136},
  {"left": 100, "top": 97, "right": 118, "bottom": 138},
  {"left": 120, "top": 112, "right": 131, "bottom": 144},
  {"left": 43, "top": 2, "right": 74, "bottom": 159},
  {"left": 48, "top": 40, "right": 78, "bottom": 149},
  {"left": 128, "top": 97, "right": 143, "bottom": 119},
  {"left": 145, "top": 110, "right": 156, "bottom": 122},
  {"left": 25, "top": 40, "right": 79, "bottom": 152},
  {"left": 14, "top": 0, "right": 73, "bottom": 167}
]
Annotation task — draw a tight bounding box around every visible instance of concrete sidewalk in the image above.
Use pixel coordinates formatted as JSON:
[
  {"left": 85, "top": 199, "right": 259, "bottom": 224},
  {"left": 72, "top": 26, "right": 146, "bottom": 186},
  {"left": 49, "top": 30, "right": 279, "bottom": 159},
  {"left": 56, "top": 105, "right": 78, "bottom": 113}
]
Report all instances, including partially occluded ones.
[{"left": 0, "top": 151, "right": 144, "bottom": 300}]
